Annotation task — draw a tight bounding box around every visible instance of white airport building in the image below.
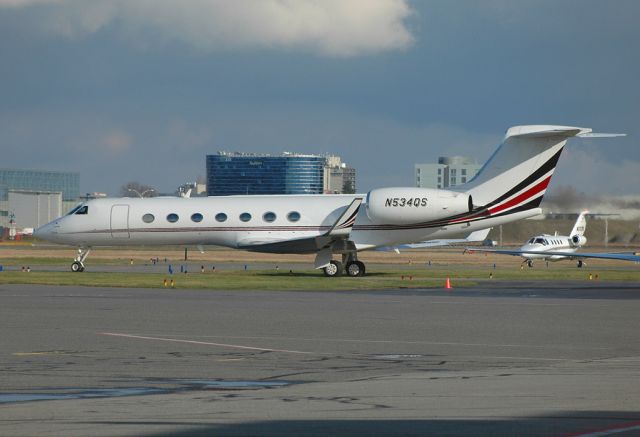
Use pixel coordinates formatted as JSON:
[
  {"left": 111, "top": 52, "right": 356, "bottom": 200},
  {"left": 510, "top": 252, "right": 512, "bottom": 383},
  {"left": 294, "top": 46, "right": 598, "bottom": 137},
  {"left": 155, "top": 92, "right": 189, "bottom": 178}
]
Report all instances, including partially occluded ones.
[{"left": 415, "top": 156, "right": 481, "bottom": 189}]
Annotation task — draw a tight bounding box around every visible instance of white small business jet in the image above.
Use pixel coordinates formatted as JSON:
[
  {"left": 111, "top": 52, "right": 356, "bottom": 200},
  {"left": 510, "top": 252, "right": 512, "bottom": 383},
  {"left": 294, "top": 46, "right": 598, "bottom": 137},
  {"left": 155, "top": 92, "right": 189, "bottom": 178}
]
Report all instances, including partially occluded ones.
[
  {"left": 468, "top": 210, "right": 640, "bottom": 266},
  {"left": 472, "top": 211, "right": 590, "bottom": 267},
  {"left": 35, "top": 125, "right": 629, "bottom": 276}
]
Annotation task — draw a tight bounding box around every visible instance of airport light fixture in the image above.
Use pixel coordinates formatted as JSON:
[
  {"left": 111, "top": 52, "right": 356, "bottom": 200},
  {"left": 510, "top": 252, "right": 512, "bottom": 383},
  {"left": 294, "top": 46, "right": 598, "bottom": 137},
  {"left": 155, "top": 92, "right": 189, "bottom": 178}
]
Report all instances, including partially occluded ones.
[{"left": 127, "top": 188, "right": 154, "bottom": 198}]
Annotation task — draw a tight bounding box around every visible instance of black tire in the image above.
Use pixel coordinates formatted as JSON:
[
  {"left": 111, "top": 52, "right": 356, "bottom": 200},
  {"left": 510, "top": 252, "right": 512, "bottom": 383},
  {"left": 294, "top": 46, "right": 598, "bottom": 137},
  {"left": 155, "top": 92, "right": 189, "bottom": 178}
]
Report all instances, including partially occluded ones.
[
  {"left": 71, "top": 261, "right": 83, "bottom": 272},
  {"left": 346, "top": 261, "right": 366, "bottom": 277},
  {"left": 323, "top": 260, "right": 343, "bottom": 277},
  {"left": 527, "top": 260, "right": 533, "bottom": 268},
  {"left": 577, "top": 260, "right": 584, "bottom": 268}
]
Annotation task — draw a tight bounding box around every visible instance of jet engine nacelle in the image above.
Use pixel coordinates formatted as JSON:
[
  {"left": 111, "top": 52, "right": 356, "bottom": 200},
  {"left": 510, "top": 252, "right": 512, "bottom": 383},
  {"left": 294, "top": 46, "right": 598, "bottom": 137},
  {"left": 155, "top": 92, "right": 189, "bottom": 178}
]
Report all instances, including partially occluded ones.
[
  {"left": 571, "top": 235, "right": 587, "bottom": 247},
  {"left": 366, "top": 187, "right": 472, "bottom": 225}
]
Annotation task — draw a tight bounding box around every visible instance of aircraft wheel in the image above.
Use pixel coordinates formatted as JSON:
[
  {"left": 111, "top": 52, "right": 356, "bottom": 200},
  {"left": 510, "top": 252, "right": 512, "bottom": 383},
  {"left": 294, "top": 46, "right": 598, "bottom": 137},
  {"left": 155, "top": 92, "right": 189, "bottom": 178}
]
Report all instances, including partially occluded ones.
[
  {"left": 527, "top": 260, "right": 533, "bottom": 268},
  {"left": 577, "top": 260, "right": 584, "bottom": 268},
  {"left": 346, "top": 261, "right": 366, "bottom": 277},
  {"left": 71, "top": 261, "right": 84, "bottom": 272},
  {"left": 323, "top": 260, "right": 343, "bottom": 277}
]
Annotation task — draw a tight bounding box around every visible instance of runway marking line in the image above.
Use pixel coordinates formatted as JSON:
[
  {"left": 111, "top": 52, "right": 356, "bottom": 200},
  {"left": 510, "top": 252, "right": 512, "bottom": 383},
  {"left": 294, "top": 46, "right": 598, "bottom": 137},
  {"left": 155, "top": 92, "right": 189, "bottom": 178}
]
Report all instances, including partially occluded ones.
[
  {"left": 12, "top": 350, "right": 74, "bottom": 356},
  {"left": 559, "top": 420, "right": 640, "bottom": 437},
  {"left": 149, "top": 333, "right": 609, "bottom": 351},
  {"left": 98, "top": 332, "right": 314, "bottom": 355}
]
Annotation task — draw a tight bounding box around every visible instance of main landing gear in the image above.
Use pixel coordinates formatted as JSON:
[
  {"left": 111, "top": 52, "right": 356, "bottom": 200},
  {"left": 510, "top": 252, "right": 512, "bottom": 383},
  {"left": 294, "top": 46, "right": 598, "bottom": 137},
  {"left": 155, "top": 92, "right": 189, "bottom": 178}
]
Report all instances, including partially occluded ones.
[
  {"left": 577, "top": 260, "right": 585, "bottom": 268},
  {"left": 322, "top": 253, "right": 366, "bottom": 277},
  {"left": 71, "top": 247, "right": 90, "bottom": 272},
  {"left": 523, "top": 259, "right": 534, "bottom": 268}
]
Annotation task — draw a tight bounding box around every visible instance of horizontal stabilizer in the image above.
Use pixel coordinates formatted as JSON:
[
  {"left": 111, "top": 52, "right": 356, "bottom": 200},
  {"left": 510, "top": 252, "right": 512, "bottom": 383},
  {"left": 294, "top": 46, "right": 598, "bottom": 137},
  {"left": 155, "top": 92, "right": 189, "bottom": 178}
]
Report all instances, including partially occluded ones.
[
  {"left": 576, "top": 132, "right": 626, "bottom": 138},
  {"left": 505, "top": 125, "right": 588, "bottom": 139}
]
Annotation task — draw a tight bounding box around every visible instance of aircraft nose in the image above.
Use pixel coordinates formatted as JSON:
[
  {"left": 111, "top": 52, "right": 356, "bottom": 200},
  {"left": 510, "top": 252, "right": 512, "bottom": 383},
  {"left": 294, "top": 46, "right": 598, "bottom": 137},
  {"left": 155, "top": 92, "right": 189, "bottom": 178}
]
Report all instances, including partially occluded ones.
[
  {"left": 34, "top": 222, "right": 57, "bottom": 241},
  {"left": 33, "top": 224, "right": 48, "bottom": 239}
]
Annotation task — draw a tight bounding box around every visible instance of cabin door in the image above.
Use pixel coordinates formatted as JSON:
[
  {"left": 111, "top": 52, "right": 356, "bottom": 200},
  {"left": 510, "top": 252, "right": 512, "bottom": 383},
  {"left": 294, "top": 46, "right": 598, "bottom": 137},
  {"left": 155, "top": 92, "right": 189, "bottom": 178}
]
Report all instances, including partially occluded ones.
[{"left": 110, "top": 205, "right": 130, "bottom": 238}]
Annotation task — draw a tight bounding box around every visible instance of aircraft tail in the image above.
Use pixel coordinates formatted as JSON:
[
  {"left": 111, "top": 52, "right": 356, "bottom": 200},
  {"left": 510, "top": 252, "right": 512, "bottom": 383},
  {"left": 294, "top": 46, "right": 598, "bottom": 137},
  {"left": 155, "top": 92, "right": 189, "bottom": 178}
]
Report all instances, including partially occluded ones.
[
  {"left": 570, "top": 210, "right": 588, "bottom": 237},
  {"left": 455, "top": 126, "right": 622, "bottom": 220}
]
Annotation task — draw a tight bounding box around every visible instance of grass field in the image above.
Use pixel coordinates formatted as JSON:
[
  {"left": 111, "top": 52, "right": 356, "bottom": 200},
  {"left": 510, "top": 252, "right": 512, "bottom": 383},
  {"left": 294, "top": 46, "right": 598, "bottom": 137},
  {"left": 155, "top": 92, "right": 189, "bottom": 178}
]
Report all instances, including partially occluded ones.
[
  {"left": 1, "top": 268, "right": 638, "bottom": 290},
  {"left": 0, "top": 245, "right": 638, "bottom": 290}
]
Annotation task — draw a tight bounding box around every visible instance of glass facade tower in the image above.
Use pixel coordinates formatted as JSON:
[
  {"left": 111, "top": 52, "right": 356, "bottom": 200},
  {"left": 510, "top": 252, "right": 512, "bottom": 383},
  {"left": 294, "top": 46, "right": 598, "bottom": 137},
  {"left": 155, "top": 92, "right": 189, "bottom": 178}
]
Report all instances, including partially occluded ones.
[
  {"left": 0, "top": 168, "right": 80, "bottom": 228},
  {"left": 206, "top": 153, "right": 326, "bottom": 196},
  {"left": 0, "top": 169, "right": 80, "bottom": 202}
]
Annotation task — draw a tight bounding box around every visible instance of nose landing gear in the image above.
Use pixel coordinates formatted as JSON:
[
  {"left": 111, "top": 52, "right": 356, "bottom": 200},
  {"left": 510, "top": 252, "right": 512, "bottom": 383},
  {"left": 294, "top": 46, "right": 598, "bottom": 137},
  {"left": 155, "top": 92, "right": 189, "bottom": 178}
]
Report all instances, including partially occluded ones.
[{"left": 71, "top": 248, "right": 90, "bottom": 272}]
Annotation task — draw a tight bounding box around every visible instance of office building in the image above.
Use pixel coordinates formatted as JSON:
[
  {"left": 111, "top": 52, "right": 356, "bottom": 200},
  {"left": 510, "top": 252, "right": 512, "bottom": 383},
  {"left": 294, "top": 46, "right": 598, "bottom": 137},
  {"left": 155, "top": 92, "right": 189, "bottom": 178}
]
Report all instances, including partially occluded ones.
[
  {"left": 323, "top": 155, "right": 356, "bottom": 194},
  {"left": 0, "top": 168, "right": 80, "bottom": 230},
  {"left": 415, "top": 156, "right": 480, "bottom": 189},
  {"left": 206, "top": 152, "right": 355, "bottom": 196}
]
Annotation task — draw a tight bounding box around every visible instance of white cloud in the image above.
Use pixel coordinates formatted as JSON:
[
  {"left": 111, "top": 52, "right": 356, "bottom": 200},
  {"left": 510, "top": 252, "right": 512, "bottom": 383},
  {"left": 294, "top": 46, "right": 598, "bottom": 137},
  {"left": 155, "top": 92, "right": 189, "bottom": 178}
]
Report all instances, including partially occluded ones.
[{"left": 1, "top": 0, "right": 415, "bottom": 56}]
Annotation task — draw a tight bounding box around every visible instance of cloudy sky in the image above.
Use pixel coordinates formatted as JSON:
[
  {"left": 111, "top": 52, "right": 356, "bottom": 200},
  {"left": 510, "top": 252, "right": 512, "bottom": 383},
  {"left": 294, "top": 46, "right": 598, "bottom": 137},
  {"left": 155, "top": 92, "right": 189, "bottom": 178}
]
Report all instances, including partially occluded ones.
[{"left": 1, "top": 0, "right": 638, "bottom": 196}]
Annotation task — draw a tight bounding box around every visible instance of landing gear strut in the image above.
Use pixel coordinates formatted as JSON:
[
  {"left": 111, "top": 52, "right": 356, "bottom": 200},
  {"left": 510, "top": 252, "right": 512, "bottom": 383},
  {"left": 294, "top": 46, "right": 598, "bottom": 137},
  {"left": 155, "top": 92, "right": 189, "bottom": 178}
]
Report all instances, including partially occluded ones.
[{"left": 71, "top": 247, "right": 90, "bottom": 272}]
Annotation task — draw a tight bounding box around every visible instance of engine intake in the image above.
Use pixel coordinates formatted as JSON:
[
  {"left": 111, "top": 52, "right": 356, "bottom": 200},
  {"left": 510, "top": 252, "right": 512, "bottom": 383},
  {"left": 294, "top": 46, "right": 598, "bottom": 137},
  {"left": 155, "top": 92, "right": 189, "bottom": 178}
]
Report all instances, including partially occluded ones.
[
  {"left": 571, "top": 235, "right": 587, "bottom": 246},
  {"left": 366, "top": 187, "right": 472, "bottom": 225}
]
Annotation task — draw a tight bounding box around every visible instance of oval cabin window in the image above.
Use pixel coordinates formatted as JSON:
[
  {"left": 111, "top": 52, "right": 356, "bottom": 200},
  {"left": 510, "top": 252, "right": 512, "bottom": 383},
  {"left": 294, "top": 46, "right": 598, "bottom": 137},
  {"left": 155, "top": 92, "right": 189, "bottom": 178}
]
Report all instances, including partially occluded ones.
[{"left": 287, "top": 211, "right": 301, "bottom": 222}]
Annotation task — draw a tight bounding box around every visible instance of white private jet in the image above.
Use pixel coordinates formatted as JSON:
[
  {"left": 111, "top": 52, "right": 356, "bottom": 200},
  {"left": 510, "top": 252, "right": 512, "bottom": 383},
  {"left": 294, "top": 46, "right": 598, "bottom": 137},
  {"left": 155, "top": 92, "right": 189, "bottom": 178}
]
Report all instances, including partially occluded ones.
[
  {"left": 35, "top": 125, "right": 630, "bottom": 277},
  {"left": 471, "top": 211, "right": 589, "bottom": 267},
  {"left": 468, "top": 210, "right": 640, "bottom": 266}
]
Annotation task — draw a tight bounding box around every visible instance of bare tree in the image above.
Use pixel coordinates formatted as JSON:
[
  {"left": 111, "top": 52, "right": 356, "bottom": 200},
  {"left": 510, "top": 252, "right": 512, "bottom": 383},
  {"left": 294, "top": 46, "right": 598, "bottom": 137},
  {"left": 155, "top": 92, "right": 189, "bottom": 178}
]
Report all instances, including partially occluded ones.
[{"left": 120, "top": 181, "right": 156, "bottom": 197}]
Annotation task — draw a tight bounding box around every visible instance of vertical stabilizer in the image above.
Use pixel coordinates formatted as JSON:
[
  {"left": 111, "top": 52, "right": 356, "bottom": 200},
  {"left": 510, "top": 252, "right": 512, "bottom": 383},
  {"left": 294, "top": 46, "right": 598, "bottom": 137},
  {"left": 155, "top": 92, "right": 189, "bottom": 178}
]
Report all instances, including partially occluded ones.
[
  {"left": 570, "top": 211, "right": 588, "bottom": 237},
  {"left": 456, "top": 125, "right": 592, "bottom": 217}
]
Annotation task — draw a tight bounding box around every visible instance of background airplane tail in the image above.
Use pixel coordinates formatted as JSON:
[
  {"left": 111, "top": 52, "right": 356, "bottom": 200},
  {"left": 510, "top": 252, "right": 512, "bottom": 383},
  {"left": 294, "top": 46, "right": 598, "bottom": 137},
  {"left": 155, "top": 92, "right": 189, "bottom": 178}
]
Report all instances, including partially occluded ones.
[
  {"left": 570, "top": 210, "right": 588, "bottom": 237},
  {"left": 455, "top": 125, "right": 591, "bottom": 217}
]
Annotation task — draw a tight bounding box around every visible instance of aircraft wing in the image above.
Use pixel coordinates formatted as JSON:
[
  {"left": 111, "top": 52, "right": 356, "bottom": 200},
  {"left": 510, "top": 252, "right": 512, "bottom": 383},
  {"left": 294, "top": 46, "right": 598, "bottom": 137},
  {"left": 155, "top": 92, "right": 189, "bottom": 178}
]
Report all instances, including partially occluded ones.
[
  {"left": 378, "top": 228, "right": 492, "bottom": 252},
  {"left": 239, "top": 198, "right": 363, "bottom": 256},
  {"left": 466, "top": 248, "right": 640, "bottom": 263},
  {"left": 240, "top": 234, "right": 332, "bottom": 254}
]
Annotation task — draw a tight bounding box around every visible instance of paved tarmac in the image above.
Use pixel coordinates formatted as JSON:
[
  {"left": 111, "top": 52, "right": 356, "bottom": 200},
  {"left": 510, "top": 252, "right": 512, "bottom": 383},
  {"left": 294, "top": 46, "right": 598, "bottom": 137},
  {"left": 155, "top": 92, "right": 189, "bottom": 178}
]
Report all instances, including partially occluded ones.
[{"left": 1, "top": 283, "right": 640, "bottom": 436}]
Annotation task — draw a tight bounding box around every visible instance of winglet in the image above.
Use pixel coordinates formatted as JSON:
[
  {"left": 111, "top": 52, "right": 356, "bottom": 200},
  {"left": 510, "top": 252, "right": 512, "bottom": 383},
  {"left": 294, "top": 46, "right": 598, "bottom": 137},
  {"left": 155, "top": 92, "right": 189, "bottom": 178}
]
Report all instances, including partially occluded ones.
[{"left": 326, "top": 198, "right": 362, "bottom": 237}]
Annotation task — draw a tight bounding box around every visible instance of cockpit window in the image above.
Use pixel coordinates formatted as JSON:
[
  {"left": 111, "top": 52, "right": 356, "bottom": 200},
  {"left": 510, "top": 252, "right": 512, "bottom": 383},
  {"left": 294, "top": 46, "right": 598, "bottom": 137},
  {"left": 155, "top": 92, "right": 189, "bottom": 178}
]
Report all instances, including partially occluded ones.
[
  {"left": 528, "top": 238, "right": 535, "bottom": 244},
  {"left": 75, "top": 206, "right": 88, "bottom": 215},
  {"left": 66, "top": 204, "right": 83, "bottom": 215},
  {"left": 534, "top": 238, "right": 546, "bottom": 245}
]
